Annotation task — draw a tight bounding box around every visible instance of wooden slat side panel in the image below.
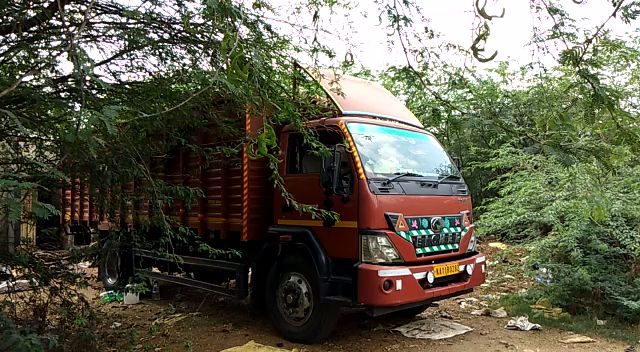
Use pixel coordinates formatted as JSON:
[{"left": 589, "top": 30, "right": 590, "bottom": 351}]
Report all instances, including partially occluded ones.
[
  {"left": 81, "top": 183, "right": 89, "bottom": 222},
  {"left": 227, "top": 164, "right": 243, "bottom": 221},
  {"left": 246, "top": 158, "right": 272, "bottom": 240},
  {"left": 122, "top": 182, "right": 134, "bottom": 226},
  {"left": 63, "top": 188, "right": 71, "bottom": 223},
  {"left": 146, "top": 157, "right": 165, "bottom": 220},
  {"left": 203, "top": 157, "right": 226, "bottom": 234},
  {"left": 71, "top": 179, "right": 79, "bottom": 222},
  {"left": 184, "top": 149, "right": 202, "bottom": 230},
  {"left": 165, "top": 150, "right": 184, "bottom": 221},
  {"left": 226, "top": 161, "right": 243, "bottom": 236},
  {"left": 57, "top": 111, "right": 276, "bottom": 243},
  {"left": 242, "top": 113, "right": 273, "bottom": 241}
]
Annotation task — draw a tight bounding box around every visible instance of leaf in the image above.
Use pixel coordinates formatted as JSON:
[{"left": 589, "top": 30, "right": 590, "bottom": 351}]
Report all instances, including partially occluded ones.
[
  {"left": 31, "top": 201, "right": 60, "bottom": 219},
  {"left": 102, "top": 106, "right": 120, "bottom": 119},
  {"left": 257, "top": 136, "right": 268, "bottom": 156}
]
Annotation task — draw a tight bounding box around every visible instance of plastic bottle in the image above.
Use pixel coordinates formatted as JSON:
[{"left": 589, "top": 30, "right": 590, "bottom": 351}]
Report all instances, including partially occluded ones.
[
  {"left": 151, "top": 280, "right": 160, "bottom": 300},
  {"left": 100, "top": 290, "right": 116, "bottom": 303}
]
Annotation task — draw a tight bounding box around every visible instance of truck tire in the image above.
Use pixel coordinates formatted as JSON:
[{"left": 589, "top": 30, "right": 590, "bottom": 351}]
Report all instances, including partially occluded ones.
[
  {"left": 266, "top": 253, "right": 339, "bottom": 343},
  {"left": 100, "top": 241, "right": 131, "bottom": 290}
]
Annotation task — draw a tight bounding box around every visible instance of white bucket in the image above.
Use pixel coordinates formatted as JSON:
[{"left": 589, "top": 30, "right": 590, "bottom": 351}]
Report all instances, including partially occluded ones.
[{"left": 124, "top": 285, "right": 140, "bottom": 305}]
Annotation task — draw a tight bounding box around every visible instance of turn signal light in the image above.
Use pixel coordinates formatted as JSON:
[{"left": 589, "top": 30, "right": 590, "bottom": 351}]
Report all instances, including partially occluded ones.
[{"left": 462, "top": 211, "right": 472, "bottom": 227}]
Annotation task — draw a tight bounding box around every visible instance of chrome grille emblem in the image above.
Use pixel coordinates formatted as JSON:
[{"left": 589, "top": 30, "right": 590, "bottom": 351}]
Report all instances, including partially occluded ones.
[{"left": 430, "top": 217, "right": 444, "bottom": 232}]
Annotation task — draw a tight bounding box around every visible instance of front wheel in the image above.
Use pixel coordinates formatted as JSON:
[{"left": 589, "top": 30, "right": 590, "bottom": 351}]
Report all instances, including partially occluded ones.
[{"left": 266, "top": 253, "right": 339, "bottom": 343}]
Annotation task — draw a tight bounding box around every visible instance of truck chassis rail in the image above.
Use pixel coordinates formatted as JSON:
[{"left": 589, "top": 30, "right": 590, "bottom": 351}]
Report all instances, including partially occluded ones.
[{"left": 133, "top": 249, "right": 249, "bottom": 298}]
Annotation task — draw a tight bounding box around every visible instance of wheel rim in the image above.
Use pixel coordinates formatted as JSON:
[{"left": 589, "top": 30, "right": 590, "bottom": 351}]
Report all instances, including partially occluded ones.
[
  {"left": 276, "top": 272, "right": 314, "bottom": 327},
  {"left": 104, "top": 251, "right": 120, "bottom": 286}
]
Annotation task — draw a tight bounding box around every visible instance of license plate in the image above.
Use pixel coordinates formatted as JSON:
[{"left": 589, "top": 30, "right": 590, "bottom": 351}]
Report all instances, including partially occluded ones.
[{"left": 433, "top": 263, "right": 459, "bottom": 278}]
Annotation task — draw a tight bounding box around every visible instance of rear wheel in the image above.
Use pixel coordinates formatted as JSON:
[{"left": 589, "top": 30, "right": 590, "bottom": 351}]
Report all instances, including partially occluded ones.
[
  {"left": 100, "top": 241, "right": 131, "bottom": 290},
  {"left": 266, "top": 253, "right": 339, "bottom": 343}
]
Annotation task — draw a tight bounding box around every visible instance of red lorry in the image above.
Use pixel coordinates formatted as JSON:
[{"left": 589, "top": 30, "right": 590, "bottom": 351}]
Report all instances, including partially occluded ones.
[{"left": 60, "top": 71, "right": 486, "bottom": 343}]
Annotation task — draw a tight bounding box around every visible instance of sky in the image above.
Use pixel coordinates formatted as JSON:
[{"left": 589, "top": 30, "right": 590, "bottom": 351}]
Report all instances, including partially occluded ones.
[
  {"left": 266, "top": 0, "right": 636, "bottom": 72},
  {"left": 58, "top": 0, "right": 637, "bottom": 85}
]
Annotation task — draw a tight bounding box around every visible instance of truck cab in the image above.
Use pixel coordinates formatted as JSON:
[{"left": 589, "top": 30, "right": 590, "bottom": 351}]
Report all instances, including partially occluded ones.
[{"left": 264, "top": 72, "right": 486, "bottom": 341}]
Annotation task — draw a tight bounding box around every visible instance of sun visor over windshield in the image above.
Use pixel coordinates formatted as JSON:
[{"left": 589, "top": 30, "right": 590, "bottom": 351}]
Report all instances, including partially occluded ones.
[{"left": 304, "top": 68, "right": 424, "bottom": 128}]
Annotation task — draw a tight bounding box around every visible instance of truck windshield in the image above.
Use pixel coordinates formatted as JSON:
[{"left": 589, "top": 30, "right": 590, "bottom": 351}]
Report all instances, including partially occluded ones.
[{"left": 346, "top": 122, "right": 460, "bottom": 180}]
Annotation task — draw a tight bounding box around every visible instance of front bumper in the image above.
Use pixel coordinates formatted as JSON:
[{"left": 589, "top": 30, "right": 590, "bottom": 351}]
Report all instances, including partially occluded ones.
[{"left": 357, "top": 253, "right": 486, "bottom": 307}]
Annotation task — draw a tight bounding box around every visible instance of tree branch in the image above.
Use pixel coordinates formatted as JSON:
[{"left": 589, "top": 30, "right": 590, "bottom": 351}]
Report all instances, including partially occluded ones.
[
  {"left": 0, "top": 69, "right": 37, "bottom": 99},
  {"left": 0, "top": 0, "right": 79, "bottom": 36},
  {"left": 575, "top": 0, "right": 626, "bottom": 66}
]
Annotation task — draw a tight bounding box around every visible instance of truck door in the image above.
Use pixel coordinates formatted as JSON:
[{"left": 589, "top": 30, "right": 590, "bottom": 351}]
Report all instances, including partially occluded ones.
[{"left": 276, "top": 128, "right": 359, "bottom": 259}]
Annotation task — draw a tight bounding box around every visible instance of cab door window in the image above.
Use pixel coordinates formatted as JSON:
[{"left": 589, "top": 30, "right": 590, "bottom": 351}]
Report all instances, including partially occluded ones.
[{"left": 285, "top": 130, "right": 354, "bottom": 193}]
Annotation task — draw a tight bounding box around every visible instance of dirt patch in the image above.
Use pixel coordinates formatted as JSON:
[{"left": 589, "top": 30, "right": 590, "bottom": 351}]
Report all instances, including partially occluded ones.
[{"left": 91, "top": 243, "right": 630, "bottom": 352}]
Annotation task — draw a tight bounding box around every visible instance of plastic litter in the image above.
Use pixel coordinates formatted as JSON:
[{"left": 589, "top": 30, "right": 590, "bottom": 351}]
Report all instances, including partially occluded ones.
[
  {"left": 471, "top": 307, "right": 508, "bottom": 318},
  {"left": 456, "top": 297, "right": 479, "bottom": 310},
  {"left": 0, "top": 265, "right": 13, "bottom": 281},
  {"left": 505, "top": 316, "right": 542, "bottom": 331},
  {"left": 0, "top": 279, "right": 38, "bottom": 293},
  {"left": 221, "top": 340, "right": 292, "bottom": 351},
  {"left": 392, "top": 319, "right": 473, "bottom": 340},
  {"left": 99, "top": 290, "right": 124, "bottom": 303},
  {"left": 530, "top": 298, "right": 570, "bottom": 319},
  {"left": 488, "top": 242, "right": 508, "bottom": 250},
  {"left": 559, "top": 333, "right": 595, "bottom": 344},
  {"left": 439, "top": 310, "right": 453, "bottom": 319},
  {"left": 124, "top": 291, "right": 139, "bottom": 305},
  {"left": 534, "top": 267, "right": 553, "bottom": 285},
  {"left": 152, "top": 313, "right": 187, "bottom": 327}
]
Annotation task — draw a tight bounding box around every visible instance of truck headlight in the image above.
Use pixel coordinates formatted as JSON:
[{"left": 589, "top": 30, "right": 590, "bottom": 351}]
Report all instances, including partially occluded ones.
[
  {"left": 467, "top": 233, "right": 478, "bottom": 253},
  {"left": 360, "top": 233, "right": 402, "bottom": 263}
]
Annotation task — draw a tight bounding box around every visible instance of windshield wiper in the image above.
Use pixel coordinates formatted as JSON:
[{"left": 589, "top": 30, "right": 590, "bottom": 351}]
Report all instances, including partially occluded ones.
[
  {"left": 437, "top": 173, "right": 462, "bottom": 184},
  {"left": 382, "top": 172, "right": 424, "bottom": 185}
]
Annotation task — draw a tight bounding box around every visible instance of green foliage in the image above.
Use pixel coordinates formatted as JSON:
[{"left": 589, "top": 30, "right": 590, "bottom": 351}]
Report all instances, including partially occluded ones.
[
  {"left": 473, "top": 35, "right": 640, "bottom": 322},
  {"left": 482, "top": 150, "right": 640, "bottom": 319},
  {"left": 498, "top": 293, "right": 640, "bottom": 344},
  {"left": 0, "top": 247, "right": 96, "bottom": 352},
  {"left": 382, "top": 21, "right": 640, "bottom": 321},
  {"left": 0, "top": 312, "right": 47, "bottom": 352}
]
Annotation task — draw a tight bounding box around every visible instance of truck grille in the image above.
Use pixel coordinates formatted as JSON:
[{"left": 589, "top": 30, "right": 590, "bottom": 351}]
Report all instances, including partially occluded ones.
[
  {"left": 414, "top": 227, "right": 466, "bottom": 256},
  {"left": 395, "top": 226, "right": 468, "bottom": 256},
  {"left": 388, "top": 214, "right": 468, "bottom": 257},
  {"left": 412, "top": 231, "right": 462, "bottom": 249}
]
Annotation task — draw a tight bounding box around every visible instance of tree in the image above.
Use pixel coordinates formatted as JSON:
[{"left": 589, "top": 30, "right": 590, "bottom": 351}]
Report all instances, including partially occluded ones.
[
  {"left": 0, "top": 1, "right": 325, "bottom": 349},
  {"left": 2, "top": 0, "right": 640, "bottom": 348}
]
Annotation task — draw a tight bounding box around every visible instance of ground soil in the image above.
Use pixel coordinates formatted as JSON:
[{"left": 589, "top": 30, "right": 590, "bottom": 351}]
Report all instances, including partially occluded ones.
[{"left": 92, "top": 243, "right": 632, "bottom": 352}]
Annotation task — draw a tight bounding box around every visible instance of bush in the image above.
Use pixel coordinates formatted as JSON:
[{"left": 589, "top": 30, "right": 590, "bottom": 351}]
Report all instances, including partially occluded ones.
[
  {"left": 479, "top": 147, "right": 640, "bottom": 321},
  {"left": 0, "top": 248, "right": 97, "bottom": 352}
]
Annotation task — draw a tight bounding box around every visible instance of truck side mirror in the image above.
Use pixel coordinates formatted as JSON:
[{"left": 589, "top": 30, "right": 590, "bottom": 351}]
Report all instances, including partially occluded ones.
[
  {"left": 452, "top": 156, "right": 462, "bottom": 172},
  {"left": 321, "top": 144, "right": 344, "bottom": 195}
]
